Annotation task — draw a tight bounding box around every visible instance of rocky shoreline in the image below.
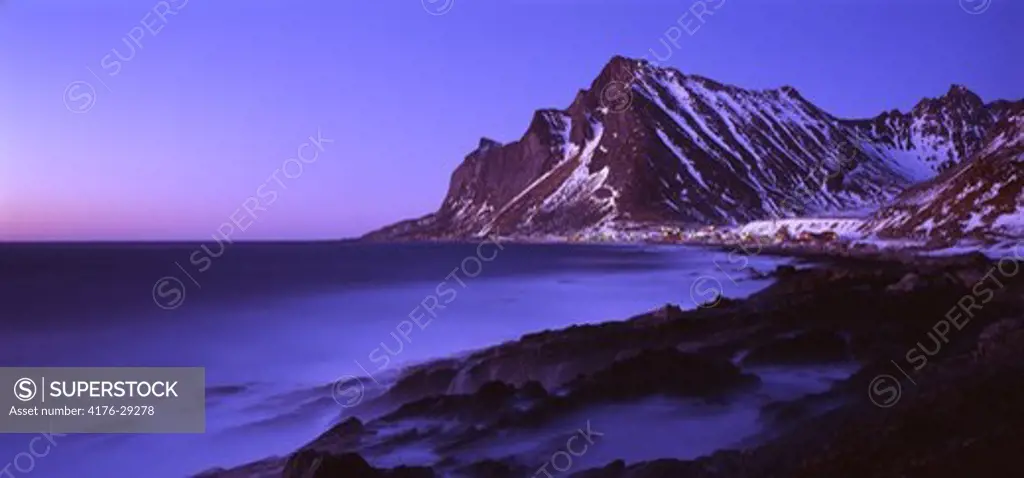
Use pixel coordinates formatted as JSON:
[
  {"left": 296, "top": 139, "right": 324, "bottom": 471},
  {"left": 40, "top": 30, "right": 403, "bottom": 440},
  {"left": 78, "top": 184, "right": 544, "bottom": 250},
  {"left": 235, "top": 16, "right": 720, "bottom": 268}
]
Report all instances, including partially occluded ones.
[{"left": 198, "top": 248, "right": 1024, "bottom": 478}]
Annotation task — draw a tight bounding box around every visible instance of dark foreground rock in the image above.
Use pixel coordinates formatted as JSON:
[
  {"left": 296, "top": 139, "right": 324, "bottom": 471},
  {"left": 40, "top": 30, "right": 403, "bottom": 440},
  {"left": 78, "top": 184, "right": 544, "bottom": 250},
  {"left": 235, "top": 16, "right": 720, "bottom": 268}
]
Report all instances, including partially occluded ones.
[
  {"left": 200, "top": 251, "right": 1024, "bottom": 478},
  {"left": 571, "top": 322, "right": 1024, "bottom": 478},
  {"left": 741, "top": 330, "right": 850, "bottom": 366},
  {"left": 569, "top": 348, "right": 760, "bottom": 400},
  {"left": 283, "top": 451, "right": 434, "bottom": 478}
]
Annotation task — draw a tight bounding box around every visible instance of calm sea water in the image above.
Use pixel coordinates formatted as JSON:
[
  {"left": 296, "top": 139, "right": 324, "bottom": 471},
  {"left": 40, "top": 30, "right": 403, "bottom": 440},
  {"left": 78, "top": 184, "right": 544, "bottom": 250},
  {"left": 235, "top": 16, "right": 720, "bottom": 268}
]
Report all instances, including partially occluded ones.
[{"left": 0, "top": 242, "right": 793, "bottom": 477}]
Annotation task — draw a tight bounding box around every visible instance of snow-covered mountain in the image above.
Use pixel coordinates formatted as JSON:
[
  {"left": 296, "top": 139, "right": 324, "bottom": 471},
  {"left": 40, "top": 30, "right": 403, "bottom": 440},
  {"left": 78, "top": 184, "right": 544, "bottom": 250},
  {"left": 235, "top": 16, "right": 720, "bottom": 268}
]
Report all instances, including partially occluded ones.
[
  {"left": 364, "top": 56, "right": 1018, "bottom": 240},
  {"left": 846, "top": 85, "right": 1009, "bottom": 181},
  {"left": 865, "top": 103, "right": 1024, "bottom": 241}
]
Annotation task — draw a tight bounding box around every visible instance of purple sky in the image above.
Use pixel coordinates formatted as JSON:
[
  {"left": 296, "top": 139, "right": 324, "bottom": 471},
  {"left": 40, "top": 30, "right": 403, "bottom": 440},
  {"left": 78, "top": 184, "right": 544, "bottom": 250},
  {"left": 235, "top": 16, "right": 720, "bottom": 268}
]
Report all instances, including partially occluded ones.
[{"left": 1, "top": 0, "right": 1021, "bottom": 241}]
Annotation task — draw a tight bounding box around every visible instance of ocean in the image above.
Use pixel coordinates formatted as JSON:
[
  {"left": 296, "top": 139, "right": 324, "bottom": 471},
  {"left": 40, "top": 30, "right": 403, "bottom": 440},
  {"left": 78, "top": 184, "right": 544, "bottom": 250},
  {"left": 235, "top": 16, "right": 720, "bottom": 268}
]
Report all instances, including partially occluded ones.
[{"left": 0, "top": 242, "right": 799, "bottom": 477}]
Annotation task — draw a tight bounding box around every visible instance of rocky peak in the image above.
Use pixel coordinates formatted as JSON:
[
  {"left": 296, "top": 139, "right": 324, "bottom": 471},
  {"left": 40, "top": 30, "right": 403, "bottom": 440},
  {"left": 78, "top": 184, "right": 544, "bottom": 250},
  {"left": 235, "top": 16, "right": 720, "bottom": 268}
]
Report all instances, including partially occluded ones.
[
  {"left": 778, "top": 85, "right": 801, "bottom": 98},
  {"left": 476, "top": 137, "right": 502, "bottom": 152},
  {"left": 913, "top": 84, "right": 986, "bottom": 115},
  {"left": 843, "top": 83, "right": 998, "bottom": 178},
  {"left": 563, "top": 56, "right": 651, "bottom": 119},
  {"left": 596, "top": 55, "right": 647, "bottom": 85},
  {"left": 947, "top": 83, "right": 980, "bottom": 99}
]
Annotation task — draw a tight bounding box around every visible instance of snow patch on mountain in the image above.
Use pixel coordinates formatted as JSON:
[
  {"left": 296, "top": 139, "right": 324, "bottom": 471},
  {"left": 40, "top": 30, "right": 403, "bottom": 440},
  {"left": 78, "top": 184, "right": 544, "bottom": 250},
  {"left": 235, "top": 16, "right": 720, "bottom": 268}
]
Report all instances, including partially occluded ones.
[
  {"left": 539, "top": 121, "right": 613, "bottom": 215},
  {"left": 655, "top": 128, "right": 710, "bottom": 191},
  {"left": 864, "top": 105, "right": 1024, "bottom": 241}
]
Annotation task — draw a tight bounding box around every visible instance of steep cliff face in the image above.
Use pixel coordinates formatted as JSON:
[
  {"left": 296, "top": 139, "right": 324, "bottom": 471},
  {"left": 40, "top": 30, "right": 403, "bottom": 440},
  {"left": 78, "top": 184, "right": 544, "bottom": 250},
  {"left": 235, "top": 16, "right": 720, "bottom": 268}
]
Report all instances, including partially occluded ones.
[
  {"left": 865, "top": 103, "right": 1024, "bottom": 241},
  {"left": 363, "top": 56, "right": 1018, "bottom": 241}
]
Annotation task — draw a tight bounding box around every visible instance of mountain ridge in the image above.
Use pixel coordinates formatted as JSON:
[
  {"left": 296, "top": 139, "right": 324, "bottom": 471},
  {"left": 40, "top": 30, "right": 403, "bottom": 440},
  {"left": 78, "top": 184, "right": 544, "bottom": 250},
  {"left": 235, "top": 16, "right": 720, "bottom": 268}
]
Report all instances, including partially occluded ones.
[
  {"left": 364, "top": 55, "right": 1021, "bottom": 241},
  {"left": 864, "top": 103, "right": 1024, "bottom": 241}
]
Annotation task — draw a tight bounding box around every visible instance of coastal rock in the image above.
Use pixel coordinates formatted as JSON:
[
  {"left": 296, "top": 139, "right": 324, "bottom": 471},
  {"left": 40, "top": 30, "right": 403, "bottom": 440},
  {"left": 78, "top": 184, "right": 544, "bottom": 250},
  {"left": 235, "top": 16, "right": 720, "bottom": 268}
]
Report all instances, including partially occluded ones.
[
  {"left": 450, "top": 333, "right": 640, "bottom": 392},
  {"left": 568, "top": 456, "right": 729, "bottom": 478},
  {"left": 332, "top": 417, "right": 365, "bottom": 435},
  {"left": 569, "top": 348, "right": 761, "bottom": 400},
  {"left": 741, "top": 330, "right": 850, "bottom": 366},
  {"left": 381, "top": 380, "right": 542, "bottom": 422},
  {"left": 773, "top": 264, "right": 798, "bottom": 278},
  {"left": 301, "top": 417, "right": 369, "bottom": 452},
  {"left": 647, "top": 303, "right": 685, "bottom": 323},
  {"left": 387, "top": 366, "right": 459, "bottom": 402},
  {"left": 975, "top": 318, "right": 1024, "bottom": 363},
  {"left": 212, "top": 253, "right": 1024, "bottom": 478},
  {"left": 886, "top": 272, "right": 923, "bottom": 292},
  {"left": 486, "top": 348, "right": 764, "bottom": 431},
  {"left": 518, "top": 380, "right": 550, "bottom": 400},
  {"left": 453, "top": 459, "right": 531, "bottom": 478},
  {"left": 751, "top": 265, "right": 864, "bottom": 297},
  {"left": 283, "top": 451, "right": 435, "bottom": 478}
]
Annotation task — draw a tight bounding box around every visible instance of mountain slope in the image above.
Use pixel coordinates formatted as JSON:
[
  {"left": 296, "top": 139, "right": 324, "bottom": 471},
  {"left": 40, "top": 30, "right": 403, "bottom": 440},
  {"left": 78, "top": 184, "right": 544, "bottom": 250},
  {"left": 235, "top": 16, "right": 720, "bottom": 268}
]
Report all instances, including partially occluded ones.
[
  {"left": 845, "top": 85, "right": 1006, "bottom": 181},
  {"left": 364, "top": 56, "right": 1016, "bottom": 241},
  {"left": 865, "top": 103, "right": 1024, "bottom": 241}
]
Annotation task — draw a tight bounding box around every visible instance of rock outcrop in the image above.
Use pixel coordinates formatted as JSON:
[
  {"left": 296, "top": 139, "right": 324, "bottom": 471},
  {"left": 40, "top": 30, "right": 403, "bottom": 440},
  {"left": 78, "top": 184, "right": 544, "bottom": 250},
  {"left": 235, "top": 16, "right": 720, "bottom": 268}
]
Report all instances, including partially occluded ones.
[{"left": 201, "top": 252, "right": 1024, "bottom": 478}]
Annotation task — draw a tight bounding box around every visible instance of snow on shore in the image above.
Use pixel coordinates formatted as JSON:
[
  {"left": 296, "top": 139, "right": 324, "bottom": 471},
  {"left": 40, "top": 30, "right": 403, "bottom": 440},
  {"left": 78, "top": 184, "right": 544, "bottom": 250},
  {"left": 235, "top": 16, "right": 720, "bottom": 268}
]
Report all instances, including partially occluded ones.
[{"left": 737, "top": 218, "right": 866, "bottom": 238}]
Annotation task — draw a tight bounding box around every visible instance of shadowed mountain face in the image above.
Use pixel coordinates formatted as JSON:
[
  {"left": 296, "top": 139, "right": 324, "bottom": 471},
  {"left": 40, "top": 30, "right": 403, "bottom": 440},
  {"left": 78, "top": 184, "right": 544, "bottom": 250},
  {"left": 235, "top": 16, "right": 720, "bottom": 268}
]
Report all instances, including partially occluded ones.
[
  {"left": 364, "top": 56, "right": 1019, "bottom": 241},
  {"left": 866, "top": 102, "right": 1024, "bottom": 241}
]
